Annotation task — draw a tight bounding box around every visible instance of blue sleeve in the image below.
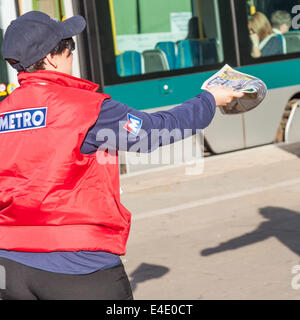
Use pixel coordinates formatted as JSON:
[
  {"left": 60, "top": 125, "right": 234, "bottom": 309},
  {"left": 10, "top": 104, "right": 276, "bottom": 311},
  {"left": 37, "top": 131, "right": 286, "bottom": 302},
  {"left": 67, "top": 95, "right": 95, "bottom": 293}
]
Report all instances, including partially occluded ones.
[{"left": 80, "top": 91, "right": 216, "bottom": 154}]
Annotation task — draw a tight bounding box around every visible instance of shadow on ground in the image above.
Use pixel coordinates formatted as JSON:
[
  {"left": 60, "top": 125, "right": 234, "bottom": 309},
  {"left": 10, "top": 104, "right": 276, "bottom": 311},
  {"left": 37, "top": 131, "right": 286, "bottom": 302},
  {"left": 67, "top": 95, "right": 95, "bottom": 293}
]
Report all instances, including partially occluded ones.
[
  {"left": 200, "top": 206, "right": 300, "bottom": 257},
  {"left": 277, "top": 142, "right": 300, "bottom": 158},
  {"left": 129, "top": 263, "right": 169, "bottom": 292}
]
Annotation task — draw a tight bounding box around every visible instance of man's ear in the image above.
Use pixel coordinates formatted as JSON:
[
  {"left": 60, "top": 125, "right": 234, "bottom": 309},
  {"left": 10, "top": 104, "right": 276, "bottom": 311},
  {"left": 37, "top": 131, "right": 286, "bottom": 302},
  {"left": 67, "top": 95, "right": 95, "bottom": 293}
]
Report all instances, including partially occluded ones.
[{"left": 44, "top": 54, "right": 57, "bottom": 69}]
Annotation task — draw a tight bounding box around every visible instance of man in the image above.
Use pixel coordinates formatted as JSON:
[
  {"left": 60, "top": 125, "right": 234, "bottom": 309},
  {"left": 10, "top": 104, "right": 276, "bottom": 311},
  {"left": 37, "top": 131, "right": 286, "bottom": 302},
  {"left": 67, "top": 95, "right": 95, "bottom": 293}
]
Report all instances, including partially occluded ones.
[
  {"left": 0, "top": 11, "right": 243, "bottom": 300},
  {"left": 271, "top": 10, "right": 292, "bottom": 54}
]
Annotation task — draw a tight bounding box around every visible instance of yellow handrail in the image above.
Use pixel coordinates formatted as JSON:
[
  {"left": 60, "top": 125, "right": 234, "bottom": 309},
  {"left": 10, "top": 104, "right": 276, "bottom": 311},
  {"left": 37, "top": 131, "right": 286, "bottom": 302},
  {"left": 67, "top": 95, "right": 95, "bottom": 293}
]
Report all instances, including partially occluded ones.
[
  {"left": 197, "top": 0, "right": 205, "bottom": 40},
  {"left": 108, "top": 0, "right": 120, "bottom": 56},
  {"left": 248, "top": 0, "right": 256, "bottom": 15},
  {"left": 18, "top": 0, "right": 23, "bottom": 14}
]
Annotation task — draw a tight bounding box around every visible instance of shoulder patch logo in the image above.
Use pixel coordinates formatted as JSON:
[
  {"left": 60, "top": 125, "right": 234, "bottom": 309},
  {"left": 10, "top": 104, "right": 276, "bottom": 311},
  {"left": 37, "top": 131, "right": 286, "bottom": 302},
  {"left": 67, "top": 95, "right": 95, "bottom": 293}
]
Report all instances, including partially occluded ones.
[
  {"left": 123, "top": 113, "right": 143, "bottom": 136},
  {"left": 0, "top": 107, "right": 47, "bottom": 134}
]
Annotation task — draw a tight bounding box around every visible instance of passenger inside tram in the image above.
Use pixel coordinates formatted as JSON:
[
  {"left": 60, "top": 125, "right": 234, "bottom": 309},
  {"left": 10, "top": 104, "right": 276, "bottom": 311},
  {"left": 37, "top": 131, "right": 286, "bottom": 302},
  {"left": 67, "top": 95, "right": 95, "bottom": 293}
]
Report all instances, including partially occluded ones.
[
  {"left": 186, "top": 16, "right": 200, "bottom": 40},
  {"left": 271, "top": 10, "right": 292, "bottom": 35},
  {"left": 248, "top": 11, "right": 283, "bottom": 58},
  {"left": 271, "top": 10, "right": 292, "bottom": 54}
]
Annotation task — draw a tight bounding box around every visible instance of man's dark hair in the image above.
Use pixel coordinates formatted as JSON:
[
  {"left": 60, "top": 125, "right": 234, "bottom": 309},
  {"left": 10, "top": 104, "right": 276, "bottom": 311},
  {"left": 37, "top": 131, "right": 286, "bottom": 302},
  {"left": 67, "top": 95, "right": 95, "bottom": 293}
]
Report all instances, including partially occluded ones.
[{"left": 6, "top": 38, "right": 75, "bottom": 73}]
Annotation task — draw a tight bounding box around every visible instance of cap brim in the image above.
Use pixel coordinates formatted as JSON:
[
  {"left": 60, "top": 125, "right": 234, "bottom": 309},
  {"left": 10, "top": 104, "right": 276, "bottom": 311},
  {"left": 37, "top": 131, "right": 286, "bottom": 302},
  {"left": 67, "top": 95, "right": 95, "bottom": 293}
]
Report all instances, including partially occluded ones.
[{"left": 60, "top": 15, "right": 86, "bottom": 39}]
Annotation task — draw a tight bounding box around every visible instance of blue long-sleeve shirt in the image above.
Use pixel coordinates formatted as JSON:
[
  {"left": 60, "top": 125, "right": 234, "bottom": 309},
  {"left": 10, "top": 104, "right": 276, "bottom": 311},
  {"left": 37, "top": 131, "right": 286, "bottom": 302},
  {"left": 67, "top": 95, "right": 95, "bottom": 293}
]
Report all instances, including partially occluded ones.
[
  {"left": 81, "top": 92, "right": 215, "bottom": 154},
  {"left": 0, "top": 92, "right": 216, "bottom": 274}
]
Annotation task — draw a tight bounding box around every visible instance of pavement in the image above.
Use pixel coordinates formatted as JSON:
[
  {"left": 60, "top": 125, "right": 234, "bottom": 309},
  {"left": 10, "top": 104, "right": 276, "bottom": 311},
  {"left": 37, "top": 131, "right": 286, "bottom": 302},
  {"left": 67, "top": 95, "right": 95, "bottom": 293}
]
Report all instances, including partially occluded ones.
[{"left": 119, "top": 142, "right": 300, "bottom": 300}]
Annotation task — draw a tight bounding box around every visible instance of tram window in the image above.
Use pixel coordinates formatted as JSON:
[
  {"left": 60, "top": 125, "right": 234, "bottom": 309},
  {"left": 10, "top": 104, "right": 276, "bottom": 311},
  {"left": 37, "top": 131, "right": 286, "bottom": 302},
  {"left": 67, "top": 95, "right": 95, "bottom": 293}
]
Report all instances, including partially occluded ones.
[
  {"left": 18, "top": 0, "right": 65, "bottom": 20},
  {"left": 110, "top": 0, "right": 224, "bottom": 77},
  {"left": 239, "top": 0, "right": 300, "bottom": 64}
]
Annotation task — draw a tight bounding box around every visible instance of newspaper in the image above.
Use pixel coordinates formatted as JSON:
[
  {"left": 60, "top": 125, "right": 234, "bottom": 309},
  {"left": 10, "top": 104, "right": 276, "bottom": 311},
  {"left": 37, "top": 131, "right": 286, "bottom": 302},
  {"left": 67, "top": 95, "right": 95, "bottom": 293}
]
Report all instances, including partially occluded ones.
[{"left": 201, "top": 64, "right": 267, "bottom": 115}]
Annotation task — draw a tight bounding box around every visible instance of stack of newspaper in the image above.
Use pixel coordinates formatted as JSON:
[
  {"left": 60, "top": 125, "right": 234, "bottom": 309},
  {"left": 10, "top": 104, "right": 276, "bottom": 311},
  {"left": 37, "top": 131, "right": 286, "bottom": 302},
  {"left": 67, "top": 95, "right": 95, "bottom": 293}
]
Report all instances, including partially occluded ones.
[{"left": 202, "top": 64, "right": 267, "bottom": 115}]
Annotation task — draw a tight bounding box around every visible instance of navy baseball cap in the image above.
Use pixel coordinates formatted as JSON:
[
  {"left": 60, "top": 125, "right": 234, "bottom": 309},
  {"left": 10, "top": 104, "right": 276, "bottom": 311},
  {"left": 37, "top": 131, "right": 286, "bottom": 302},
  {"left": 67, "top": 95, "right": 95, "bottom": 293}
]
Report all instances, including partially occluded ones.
[{"left": 2, "top": 11, "right": 86, "bottom": 71}]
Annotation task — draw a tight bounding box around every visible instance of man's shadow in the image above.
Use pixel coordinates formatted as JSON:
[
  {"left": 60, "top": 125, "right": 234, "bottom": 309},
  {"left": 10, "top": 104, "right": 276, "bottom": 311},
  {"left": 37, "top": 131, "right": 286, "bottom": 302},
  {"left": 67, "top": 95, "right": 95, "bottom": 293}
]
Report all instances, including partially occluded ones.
[
  {"left": 201, "top": 206, "right": 300, "bottom": 257},
  {"left": 129, "top": 263, "right": 169, "bottom": 292}
]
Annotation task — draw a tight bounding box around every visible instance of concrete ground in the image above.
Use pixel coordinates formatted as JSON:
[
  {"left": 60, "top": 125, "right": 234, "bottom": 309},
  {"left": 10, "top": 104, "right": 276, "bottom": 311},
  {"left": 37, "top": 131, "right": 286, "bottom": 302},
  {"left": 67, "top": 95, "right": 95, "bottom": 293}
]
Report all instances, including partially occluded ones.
[{"left": 119, "top": 142, "right": 300, "bottom": 300}]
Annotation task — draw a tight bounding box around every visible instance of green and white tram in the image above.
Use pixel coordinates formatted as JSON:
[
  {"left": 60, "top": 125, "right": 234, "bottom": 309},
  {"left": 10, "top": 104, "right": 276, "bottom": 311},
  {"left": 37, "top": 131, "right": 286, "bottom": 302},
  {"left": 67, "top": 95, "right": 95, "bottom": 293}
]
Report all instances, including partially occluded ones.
[{"left": 1, "top": 0, "right": 300, "bottom": 172}]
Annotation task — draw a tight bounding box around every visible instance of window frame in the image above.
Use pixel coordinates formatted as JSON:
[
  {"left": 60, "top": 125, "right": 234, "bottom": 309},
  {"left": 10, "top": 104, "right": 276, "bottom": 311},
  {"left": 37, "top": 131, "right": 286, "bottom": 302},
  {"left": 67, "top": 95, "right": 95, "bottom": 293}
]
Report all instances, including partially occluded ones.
[{"left": 95, "top": 0, "right": 238, "bottom": 86}]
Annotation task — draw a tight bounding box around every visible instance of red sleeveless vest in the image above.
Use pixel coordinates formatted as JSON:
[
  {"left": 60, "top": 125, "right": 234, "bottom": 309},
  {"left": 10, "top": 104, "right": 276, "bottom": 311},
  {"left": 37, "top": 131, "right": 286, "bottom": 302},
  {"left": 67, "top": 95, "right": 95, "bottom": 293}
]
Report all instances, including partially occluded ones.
[{"left": 0, "top": 71, "right": 131, "bottom": 254}]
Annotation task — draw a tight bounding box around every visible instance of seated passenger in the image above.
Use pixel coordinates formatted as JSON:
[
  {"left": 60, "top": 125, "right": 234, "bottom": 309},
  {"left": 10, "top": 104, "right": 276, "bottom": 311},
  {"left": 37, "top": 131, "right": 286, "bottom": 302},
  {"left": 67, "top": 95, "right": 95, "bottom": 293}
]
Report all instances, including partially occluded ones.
[
  {"left": 248, "top": 11, "right": 283, "bottom": 58},
  {"left": 271, "top": 10, "right": 292, "bottom": 53},
  {"left": 186, "top": 17, "right": 200, "bottom": 40}
]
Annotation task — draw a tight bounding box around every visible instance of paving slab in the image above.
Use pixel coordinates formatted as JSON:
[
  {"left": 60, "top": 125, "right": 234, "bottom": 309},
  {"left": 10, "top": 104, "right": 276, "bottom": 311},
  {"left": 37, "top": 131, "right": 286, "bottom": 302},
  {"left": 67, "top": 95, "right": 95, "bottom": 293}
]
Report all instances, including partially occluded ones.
[{"left": 120, "top": 143, "right": 300, "bottom": 300}]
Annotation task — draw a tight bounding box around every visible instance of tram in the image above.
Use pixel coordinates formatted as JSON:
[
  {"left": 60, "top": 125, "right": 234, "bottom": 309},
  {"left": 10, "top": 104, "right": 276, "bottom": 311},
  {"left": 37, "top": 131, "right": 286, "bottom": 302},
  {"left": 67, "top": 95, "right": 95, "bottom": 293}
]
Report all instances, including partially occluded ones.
[{"left": 1, "top": 0, "right": 300, "bottom": 173}]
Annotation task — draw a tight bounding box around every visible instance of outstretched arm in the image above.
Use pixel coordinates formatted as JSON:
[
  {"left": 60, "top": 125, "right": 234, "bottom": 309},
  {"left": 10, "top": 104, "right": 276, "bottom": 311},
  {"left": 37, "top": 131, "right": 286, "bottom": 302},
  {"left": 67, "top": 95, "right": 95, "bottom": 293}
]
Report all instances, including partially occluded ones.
[{"left": 81, "top": 88, "right": 243, "bottom": 154}]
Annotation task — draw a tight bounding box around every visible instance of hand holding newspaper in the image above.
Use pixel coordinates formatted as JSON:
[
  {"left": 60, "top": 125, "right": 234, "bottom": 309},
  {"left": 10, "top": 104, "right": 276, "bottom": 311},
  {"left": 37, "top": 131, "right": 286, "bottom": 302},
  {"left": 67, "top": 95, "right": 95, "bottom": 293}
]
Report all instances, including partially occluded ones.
[{"left": 202, "top": 64, "right": 267, "bottom": 115}]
